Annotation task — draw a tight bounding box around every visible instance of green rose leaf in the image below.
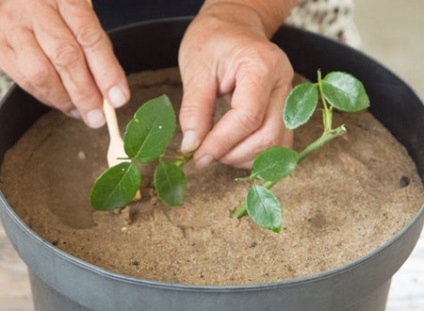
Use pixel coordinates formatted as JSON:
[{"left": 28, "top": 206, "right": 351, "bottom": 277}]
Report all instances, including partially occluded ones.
[
  {"left": 154, "top": 160, "right": 186, "bottom": 206},
  {"left": 283, "top": 82, "right": 319, "bottom": 129},
  {"left": 246, "top": 185, "right": 282, "bottom": 233},
  {"left": 251, "top": 146, "right": 299, "bottom": 182},
  {"left": 124, "top": 94, "right": 176, "bottom": 163},
  {"left": 90, "top": 162, "right": 141, "bottom": 211},
  {"left": 322, "top": 72, "right": 370, "bottom": 112}
]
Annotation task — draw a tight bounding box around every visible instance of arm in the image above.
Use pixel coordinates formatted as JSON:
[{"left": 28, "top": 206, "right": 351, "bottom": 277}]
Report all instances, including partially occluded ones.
[{"left": 201, "top": 0, "right": 299, "bottom": 38}]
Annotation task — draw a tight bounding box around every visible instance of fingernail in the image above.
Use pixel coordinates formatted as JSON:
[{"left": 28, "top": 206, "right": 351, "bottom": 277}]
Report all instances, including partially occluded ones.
[
  {"left": 181, "top": 130, "right": 198, "bottom": 153},
  {"left": 108, "top": 85, "right": 127, "bottom": 108},
  {"left": 86, "top": 109, "right": 106, "bottom": 129},
  {"left": 69, "top": 109, "right": 81, "bottom": 119},
  {"left": 196, "top": 154, "right": 214, "bottom": 169}
]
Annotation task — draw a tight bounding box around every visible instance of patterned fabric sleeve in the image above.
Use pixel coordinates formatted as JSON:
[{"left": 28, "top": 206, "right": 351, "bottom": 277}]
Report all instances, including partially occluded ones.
[{"left": 286, "top": 0, "right": 361, "bottom": 48}]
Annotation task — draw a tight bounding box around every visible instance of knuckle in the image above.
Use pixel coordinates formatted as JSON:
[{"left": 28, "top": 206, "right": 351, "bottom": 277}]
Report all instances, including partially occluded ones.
[
  {"left": 262, "top": 129, "right": 286, "bottom": 147},
  {"left": 24, "top": 64, "right": 50, "bottom": 88},
  {"left": 212, "top": 138, "right": 232, "bottom": 155},
  {"left": 179, "top": 102, "right": 213, "bottom": 126},
  {"left": 180, "top": 103, "right": 201, "bottom": 118},
  {"left": 73, "top": 89, "right": 100, "bottom": 107},
  {"left": 71, "top": 90, "right": 102, "bottom": 111},
  {"left": 76, "top": 26, "right": 104, "bottom": 49},
  {"left": 52, "top": 99, "right": 74, "bottom": 113},
  {"left": 246, "top": 44, "right": 291, "bottom": 75},
  {"left": 240, "top": 45, "right": 294, "bottom": 92},
  {"left": 51, "top": 43, "right": 82, "bottom": 67},
  {"left": 242, "top": 54, "right": 269, "bottom": 78},
  {"left": 236, "top": 110, "right": 262, "bottom": 132}
]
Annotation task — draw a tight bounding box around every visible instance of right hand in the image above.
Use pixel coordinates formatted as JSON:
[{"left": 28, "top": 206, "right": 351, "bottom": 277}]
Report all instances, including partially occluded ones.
[
  {"left": 178, "top": 2, "right": 294, "bottom": 169},
  {"left": 0, "top": 0, "right": 130, "bottom": 128}
]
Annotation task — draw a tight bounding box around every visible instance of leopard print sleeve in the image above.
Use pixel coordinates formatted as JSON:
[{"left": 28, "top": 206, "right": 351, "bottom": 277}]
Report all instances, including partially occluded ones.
[{"left": 285, "top": 0, "right": 361, "bottom": 48}]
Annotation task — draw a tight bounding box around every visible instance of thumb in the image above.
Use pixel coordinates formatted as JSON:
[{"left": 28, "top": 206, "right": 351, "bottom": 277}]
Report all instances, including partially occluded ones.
[{"left": 179, "top": 73, "right": 217, "bottom": 154}]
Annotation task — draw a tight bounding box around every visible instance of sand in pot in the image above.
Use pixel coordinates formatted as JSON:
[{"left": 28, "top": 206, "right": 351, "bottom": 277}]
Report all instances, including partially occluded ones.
[{"left": 1, "top": 68, "right": 423, "bottom": 286}]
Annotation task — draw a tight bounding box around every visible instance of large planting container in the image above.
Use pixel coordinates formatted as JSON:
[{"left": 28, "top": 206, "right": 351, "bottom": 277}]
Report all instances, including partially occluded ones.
[{"left": 1, "top": 18, "right": 423, "bottom": 311}]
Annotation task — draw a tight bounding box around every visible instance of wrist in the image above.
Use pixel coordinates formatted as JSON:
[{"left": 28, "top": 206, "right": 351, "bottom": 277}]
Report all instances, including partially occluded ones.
[{"left": 201, "top": 0, "right": 299, "bottom": 38}]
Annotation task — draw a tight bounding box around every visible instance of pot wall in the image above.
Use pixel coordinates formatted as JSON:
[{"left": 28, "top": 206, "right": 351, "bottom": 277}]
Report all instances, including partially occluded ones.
[{"left": 1, "top": 18, "right": 424, "bottom": 311}]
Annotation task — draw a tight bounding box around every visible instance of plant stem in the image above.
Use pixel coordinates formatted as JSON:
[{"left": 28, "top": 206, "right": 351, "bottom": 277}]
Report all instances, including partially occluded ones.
[
  {"left": 174, "top": 151, "right": 195, "bottom": 167},
  {"left": 232, "top": 203, "right": 247, "bottom": 219},
  {"left": 231, "top": 125, "right": 347, "bottom": 219},
  {"left": 235, "top": 176, "right": 253, "bottom": 182},
  {"left": 298, "top": 125, "right": 346, "bottom": 163},
  {"left": 317, "top": 70, "right": 333, "bottom": 131}
]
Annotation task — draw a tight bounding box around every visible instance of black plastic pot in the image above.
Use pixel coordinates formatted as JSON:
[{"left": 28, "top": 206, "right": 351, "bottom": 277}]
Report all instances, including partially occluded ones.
[{"left": 1, "top": 18, "right": 424, "bottom": 311}]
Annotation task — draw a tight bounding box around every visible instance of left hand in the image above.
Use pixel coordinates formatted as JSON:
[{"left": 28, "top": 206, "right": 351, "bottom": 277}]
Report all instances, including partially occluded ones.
[{"left": 178, "top": 2, "right": 294, "bottom": 169}]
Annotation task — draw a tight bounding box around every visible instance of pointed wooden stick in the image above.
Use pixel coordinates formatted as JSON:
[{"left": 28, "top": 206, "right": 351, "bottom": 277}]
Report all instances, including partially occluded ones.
[
  {"left": 103, "top": 99, "right": 141, "bottom": 200},
  {"left": 103, "top": 99, "right": 127, "bottom": 167}
]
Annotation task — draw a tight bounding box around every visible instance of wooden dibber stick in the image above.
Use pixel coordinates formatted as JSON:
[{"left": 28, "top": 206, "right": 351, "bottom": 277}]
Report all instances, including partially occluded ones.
[{"left": 103, "top": 99, "right": 142, "bottom": 200}]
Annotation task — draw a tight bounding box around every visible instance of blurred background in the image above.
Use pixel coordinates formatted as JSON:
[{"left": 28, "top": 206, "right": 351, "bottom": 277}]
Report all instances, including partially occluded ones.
[
  {"left": 0, "top": 0, "right": 423, "bottom": 310},
  {"left": 356, "top": 0, "right": 423, "bottom": 99}
]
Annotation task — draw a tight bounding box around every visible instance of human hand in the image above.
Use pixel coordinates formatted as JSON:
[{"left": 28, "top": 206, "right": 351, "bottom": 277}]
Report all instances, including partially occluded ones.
[
  {"left": 0, "top": 0, "right": 129, "bottom": 128},
  {"left": 178, "top": 2, "right": 295, "bottom": 169}
]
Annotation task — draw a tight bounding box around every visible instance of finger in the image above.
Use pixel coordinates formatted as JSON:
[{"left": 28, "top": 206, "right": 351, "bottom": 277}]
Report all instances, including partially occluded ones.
[
  {"left": 224, "top": 124, "right": 294, "bottom": 169},
  {"left": 2, "top": 26, "right": 75, "bottom": 114},
  {"left": 194, "top": 67, "right": 272, "bottom": 168},
  {"left": 179, "top": 67, "right": 218, "bottom": 154},
  {"left": 220, "top": 84, "right": 293, "bottom": 168},
  {"left": 32, "top": 3, "right": 105, "bottom": 128},
  {"left": 58, "top": 0, "right": 130, "bottom": 109}
]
